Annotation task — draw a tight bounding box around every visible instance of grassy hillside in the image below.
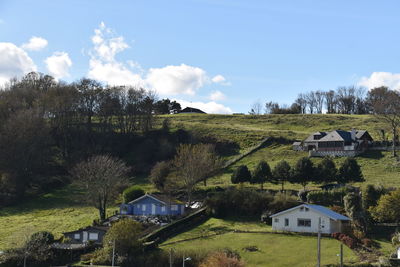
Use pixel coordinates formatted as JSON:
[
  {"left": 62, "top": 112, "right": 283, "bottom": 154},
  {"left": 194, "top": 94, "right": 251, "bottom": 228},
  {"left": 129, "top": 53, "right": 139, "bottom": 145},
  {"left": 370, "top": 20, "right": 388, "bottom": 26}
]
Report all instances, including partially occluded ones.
[
  {"left": 0, "top": 185, "right": 117, "bottom": 251},
  {"left": 165, "top": 114, "right": 388, "bottom": 150},
  {"left": 160, "top": 218, "right": 359, "bottom": 267},
  {"left": 0, "top": 113, "right": 398, "bottom": 252}
]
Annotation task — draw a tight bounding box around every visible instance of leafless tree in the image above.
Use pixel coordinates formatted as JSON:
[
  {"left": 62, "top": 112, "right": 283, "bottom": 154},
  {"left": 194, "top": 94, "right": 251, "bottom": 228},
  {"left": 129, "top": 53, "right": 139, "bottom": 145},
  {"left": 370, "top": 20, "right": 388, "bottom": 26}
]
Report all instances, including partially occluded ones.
[
  {"left": 249, "top": 100, "right": 263, "bottom": 115},
  {"left": 172, "top": 144, "right": 220, "bottom": 204},
  {"left": 368, "top": 86, "right": 400, "bottom": 157},
  {"left": 305, "top": 91, "right": 317, "bottom": 114},
  {"left": 295, "top": 93, "right": 307, "bottom": 114},
  {"left": 336, "top": 86, "right": 356, "bottom": 114},
  {"left": 71, "top": 155, "right": 130, "bottom": 221},
  {"left": 323, "top": 90, "right": 336, "bottom": 114},
  {"left": 315, "top": 90, "right": 324, "bottom": 113}
]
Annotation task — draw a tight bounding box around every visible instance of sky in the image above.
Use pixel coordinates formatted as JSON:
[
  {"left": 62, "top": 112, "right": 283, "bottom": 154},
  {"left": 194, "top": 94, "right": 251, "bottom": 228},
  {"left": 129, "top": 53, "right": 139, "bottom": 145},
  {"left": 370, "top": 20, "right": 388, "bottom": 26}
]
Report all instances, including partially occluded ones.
[{"left": 2, "top": 0, "right": 400, "bottom": 114}]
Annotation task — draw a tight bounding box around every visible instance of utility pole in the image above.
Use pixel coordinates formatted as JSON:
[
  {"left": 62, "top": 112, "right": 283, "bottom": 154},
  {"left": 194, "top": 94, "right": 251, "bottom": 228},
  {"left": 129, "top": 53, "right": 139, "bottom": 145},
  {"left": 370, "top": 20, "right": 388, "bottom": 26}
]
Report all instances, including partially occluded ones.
[
  {"left": 169, "top": 248, "right": 173, "bottom": 267},
  {"left": 112, "top": 239, "right": 116, "bottom": 267},
  {"left": 340, "top": 243, "right": 343, "bottom": 267},
  {"left": 317, "top": 217, "right": 321, "bottom": 267}
]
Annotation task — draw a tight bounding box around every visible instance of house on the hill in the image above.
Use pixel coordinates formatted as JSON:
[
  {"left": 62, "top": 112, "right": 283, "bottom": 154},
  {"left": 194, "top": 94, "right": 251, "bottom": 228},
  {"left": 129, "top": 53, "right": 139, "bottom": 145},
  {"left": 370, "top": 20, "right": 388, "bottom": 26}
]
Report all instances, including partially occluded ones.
[
  {"left": 120, "top": 194, "right": 185, "bottom": 216},
  {"left": 63, "top": 226, "right": 109, "bottom": 244},
  {"left": 179, "top": 107, "right": 206, "bottom": 114},
  {"left": 294, "top": 129, "right": 373, "bottom": 157},
  {"left": 270, "top": 204, "right": 350, "bottom": 234}
]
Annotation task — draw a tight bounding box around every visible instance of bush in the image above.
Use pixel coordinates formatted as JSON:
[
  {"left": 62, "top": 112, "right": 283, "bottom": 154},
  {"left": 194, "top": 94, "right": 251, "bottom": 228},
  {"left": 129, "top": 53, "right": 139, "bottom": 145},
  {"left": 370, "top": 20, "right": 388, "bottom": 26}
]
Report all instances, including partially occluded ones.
[
  {"left": 307, "top": 188, "right": 352, "bottom": 206},
  {"left": 122, "top": 185, "right": 145, "bottom": 203},
  {"left": 331, "top": 232, "right": 359, "bottom": 249},
  {"left": 199, "top": 251, "right": 245, "bottom": 267},
  {"left": 205, "top": 188, "right": 273, "bottom": 217}
]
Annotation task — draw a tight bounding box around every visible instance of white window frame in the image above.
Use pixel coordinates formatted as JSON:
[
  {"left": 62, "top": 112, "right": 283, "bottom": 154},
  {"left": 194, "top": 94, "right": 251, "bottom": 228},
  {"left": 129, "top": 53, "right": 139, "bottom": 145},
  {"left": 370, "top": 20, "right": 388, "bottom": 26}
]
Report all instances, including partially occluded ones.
[
  {"left": 297, "top": 218, "right": 311, "bottom": 227},
  {"left": 274, "top": 218, "right": 279, "bottom": 223},
  {"left": 74, "top": 233, "right": 80, "bottom": 240},
  {"left": 142, "top": 205, "right": 146, "bottom": 211},
  {"left": 161, "top": 206, "right": 166, "bottom": 212},
  {"left": 284, "top": 218, "right": 289, "bottom": 226},
  {"left": 171, "top": 205, "right": 178, "bottom": 211},
  {"left": 88, "top": 233, "right": 99, "bottom": 240}
]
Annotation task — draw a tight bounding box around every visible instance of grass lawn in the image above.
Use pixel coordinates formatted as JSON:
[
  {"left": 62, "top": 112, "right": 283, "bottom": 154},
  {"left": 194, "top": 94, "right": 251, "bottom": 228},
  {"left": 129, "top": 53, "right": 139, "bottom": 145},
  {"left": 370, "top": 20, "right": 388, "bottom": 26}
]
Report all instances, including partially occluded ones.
[
  {"left": 0, "top": 185, "right": 117, "bottom": 251},
  {"left": 161, "top": 231, "right": 358, "bottom": 267}
]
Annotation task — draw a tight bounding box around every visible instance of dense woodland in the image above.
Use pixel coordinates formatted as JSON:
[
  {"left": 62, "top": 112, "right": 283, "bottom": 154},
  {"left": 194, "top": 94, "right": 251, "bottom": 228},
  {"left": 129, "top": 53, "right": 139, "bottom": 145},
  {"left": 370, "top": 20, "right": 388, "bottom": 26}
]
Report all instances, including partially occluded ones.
[{"left": 0, "top": 72, "right": 194, "bottom": 206}]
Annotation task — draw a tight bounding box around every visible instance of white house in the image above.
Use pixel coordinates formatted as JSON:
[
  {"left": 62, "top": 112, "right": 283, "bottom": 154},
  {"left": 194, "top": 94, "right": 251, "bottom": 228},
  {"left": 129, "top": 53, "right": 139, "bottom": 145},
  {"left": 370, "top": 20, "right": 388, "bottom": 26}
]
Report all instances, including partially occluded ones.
[{"left": 270, "top": 204, "right": 350, "bottom": 234}]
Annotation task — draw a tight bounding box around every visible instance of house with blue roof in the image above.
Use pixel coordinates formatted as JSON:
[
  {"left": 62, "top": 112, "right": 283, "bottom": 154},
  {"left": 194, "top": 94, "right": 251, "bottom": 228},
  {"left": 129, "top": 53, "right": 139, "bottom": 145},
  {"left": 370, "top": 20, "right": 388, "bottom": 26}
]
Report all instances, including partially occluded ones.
[
  {"left": 120, "top": 194, "right": 185, "bottom": 216},
  {"left": 270, "top": 204, "right": 351, "bottom": 234}
]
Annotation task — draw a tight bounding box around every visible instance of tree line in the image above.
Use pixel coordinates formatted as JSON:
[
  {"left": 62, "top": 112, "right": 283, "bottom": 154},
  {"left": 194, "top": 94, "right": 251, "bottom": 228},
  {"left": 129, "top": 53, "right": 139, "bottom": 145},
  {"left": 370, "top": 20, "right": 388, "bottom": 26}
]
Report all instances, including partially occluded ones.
[
  {"left": 0, "top": 72, "right": 183, "bottom": 204},
  {"left": 231, "top": 157, "right": 364, "bottom": 190}
]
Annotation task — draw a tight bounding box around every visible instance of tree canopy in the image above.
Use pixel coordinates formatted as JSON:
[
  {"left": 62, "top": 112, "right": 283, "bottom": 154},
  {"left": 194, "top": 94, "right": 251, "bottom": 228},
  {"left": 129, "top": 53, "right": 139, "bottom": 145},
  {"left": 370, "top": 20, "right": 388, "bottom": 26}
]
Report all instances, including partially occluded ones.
[
  {"left": 231, "top": 165, "right": 252, "bottom": 185},
  {"left": 272, "top": 160, "right": 292, "bottom": 191},
  {"left": 251, "top": 160, "right": 272, "bottom": 189},
  {"left": 338, "top": 158, "right": 364, "bottom": 184},
  {"left": 291, "top": 157, "right": 314, "bottom": 189}
]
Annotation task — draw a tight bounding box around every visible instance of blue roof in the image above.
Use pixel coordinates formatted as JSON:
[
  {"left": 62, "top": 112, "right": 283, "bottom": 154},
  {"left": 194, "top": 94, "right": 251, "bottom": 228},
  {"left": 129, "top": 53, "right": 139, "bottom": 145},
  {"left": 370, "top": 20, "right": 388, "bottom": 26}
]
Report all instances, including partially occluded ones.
[{"left": 270, "top": 204, "right": 350, "bottom": 221}]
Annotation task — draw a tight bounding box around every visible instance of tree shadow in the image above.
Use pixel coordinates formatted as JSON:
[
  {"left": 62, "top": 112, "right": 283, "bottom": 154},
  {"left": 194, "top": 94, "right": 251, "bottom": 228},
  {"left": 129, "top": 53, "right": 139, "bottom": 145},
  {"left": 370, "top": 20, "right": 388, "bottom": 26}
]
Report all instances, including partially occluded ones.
[{"left": 359, "top": 150, "right": 384, "bottom": 159}]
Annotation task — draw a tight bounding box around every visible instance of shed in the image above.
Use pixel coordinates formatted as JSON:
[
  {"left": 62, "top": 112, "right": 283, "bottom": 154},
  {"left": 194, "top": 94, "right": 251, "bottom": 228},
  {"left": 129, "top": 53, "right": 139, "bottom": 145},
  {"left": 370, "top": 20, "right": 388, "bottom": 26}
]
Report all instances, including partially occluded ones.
[
  {"left": 63, "top": 226, "right": 109, "bottom": 244},
  {"left": 120, "top": 194, "right": 185, "bottom": 216},
  {"left": 270, "top": 204, "right": 350, "bottom": 234}
]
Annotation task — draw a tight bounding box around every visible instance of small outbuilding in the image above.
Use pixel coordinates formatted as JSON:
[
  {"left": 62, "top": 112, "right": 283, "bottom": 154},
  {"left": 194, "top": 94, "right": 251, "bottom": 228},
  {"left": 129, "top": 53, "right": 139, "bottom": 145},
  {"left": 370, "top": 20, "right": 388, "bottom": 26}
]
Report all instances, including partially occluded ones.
[
  {"left": 120, "top": 193, "right": 185, "bottom": 216},
  {"left": 270, "top": 204, "right": 350, "bottom": 234},
  {"left": 63, "top": 226, "right": 109, "bottom": 244},
  {"left": 179, "top": 107, "right": 206, "bottom": 114}
]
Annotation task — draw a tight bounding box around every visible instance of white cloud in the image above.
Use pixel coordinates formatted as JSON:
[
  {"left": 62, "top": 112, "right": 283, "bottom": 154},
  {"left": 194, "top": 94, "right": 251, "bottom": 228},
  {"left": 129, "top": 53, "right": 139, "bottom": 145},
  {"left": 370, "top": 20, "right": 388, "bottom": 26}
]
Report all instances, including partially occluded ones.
[
  {"left": 45, "top": 52, "right": 72, "bottom": 79},
  {"left": 212, "top": 74, "right": 225, "bottom": 83},
  {"left": 87, "top": 22, "right": 228, "bottom": 98},
  {"left": 88, "top": 22, "right": 144, "bottom": 86},
  {"left": 146, "top": 64, "right": 208, "bottom": 95},
  {"left": 22, "top": 36, "right": 48, "bottom": 51},
  {"left": 358, "top": 72, "right": 400, "bottom": 91},
  {"left": 0, "top": 42, "right": 37, "bottom": 86},
  {"left": 209, "top": 90, "right": 226, "bottom": 101},
  {"left": 177, "top": 99, "right": 233, "bottom": 114}
]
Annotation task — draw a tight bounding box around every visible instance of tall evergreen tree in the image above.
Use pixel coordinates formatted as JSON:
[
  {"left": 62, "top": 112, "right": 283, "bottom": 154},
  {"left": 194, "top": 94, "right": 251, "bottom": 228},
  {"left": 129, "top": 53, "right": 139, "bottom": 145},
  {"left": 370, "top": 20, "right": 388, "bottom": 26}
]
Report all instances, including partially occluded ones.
[
  {"left": 291, "top": 157, "right": 314, "bottom": 189},
  {"left": 338, "top": 158, "right": 364, "bottom": 184},
  {"left": 251, "top": 160, "right": 272, "bottom": 190},
  {"left": 316, "top": 157, "right": 338, "bottom": 184},
  {"left": 231, "top": 165, "right": 252, "bottom": 186},
  {"left": 272, "top": 160, "right": 291, "bottom": 191}
]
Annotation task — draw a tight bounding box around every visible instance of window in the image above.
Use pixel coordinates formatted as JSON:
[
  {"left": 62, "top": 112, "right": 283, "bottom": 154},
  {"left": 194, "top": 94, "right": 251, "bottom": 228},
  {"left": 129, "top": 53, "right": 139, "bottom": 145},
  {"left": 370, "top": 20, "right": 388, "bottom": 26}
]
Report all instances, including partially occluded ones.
[
  {"left": 74, "top": 233, "right": 80, "bottom": 240},
  {"left": 89, "top": 233, "right": 99, "bottom": 240},
  {"left": 297, "top": 219, "right": 311, "bottom": 227},
  {"left": 161, "top": 206, "right": 166, "bottom": 212},
  {"left": 171, "top": 205, "right": 178, "bottom": 211},
  {"left": 142, "top": 205, "right": 146, "bottom": 211},
  {"left": 274, "top": 218, "right": 279, "bottom": 223},
  {"left": 300, "top": 207, "right": 304, "bottom": 211},
  {"left": 284, "top": 218, "right": 289, "bottom": 226},
  {"left": 305, "top": 207, "right": 309, "bottom": 212}
]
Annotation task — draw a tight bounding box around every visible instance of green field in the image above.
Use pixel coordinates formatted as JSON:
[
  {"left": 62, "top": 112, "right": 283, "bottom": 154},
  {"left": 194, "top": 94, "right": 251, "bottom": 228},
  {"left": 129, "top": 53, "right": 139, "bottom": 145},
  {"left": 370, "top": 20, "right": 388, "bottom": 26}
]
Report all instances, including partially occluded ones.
[
  {"left": 0, "top": 185, "right": 117, "bottom": 250},
  {"left": 160, "top": 218, "right": 358, "bottom": 267}
]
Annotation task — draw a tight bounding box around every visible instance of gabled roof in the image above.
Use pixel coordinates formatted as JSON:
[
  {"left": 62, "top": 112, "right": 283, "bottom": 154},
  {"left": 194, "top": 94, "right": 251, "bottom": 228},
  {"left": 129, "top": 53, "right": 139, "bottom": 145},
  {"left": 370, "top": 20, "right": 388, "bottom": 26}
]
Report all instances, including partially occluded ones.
[
  {"left": 318, "top": 130, "right": 352, "bottom": 142},
  {"left": 270, "top": 204, "right": 350, "bottom": 221},
  {"left": 304, "top": 132, "right": 326, "bottom": 142},
  {"left": 63, "top": 225, "right": 109, "bottom": 235},
  {"left": 127, "top": 193, "right": 182, "bottom": 205},
  {"left": 180, "top": 107, "right": 206, "bottom": 114}
]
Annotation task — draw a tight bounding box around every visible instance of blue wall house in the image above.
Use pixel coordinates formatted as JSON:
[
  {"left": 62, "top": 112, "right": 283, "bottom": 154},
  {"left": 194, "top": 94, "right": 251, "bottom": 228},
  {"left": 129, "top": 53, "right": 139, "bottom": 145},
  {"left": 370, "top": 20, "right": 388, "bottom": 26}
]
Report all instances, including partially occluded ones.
[{"left": 120, "top": 194, "right": 185, "bottom": 216}]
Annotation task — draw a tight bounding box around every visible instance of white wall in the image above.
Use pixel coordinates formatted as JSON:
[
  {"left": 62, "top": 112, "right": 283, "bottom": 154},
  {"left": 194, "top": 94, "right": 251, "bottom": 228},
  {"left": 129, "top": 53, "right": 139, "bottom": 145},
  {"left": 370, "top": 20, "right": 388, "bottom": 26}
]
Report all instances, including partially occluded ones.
[{"left": 271, "top": 207, "right": 332, "bottom": 234}]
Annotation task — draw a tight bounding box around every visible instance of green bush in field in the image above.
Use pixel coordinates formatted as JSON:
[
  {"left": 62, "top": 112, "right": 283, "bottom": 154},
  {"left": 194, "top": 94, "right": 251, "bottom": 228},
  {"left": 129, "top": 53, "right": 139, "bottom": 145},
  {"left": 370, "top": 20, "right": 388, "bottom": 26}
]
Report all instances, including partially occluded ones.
[
  {"left": 306, "top": 188, "right": 352, "bottom": 206},
  {"left": 122, "top": 185, "right": 145, "bottom": 203}
]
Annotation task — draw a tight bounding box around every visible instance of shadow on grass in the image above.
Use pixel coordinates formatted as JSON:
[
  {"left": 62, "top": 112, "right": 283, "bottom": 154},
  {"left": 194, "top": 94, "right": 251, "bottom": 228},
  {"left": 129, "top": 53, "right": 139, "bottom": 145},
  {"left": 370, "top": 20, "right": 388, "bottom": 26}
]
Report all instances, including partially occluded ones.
[
  {"left": 0, "top": 184, "right": 91, "bottom": 216},
  {"left": 359, "top": 150, "right": 384, "bottom": 159}
]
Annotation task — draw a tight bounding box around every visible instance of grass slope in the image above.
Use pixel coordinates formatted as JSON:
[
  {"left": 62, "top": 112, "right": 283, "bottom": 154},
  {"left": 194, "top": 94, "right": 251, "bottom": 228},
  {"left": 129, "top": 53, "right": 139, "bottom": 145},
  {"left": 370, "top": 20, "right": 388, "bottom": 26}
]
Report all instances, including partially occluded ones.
[
  {"left": 160, "top": 218, "right": 358, "bottom": 267},
  {"left": 0, "top": 185, "right": 117, "bottom": 251}
]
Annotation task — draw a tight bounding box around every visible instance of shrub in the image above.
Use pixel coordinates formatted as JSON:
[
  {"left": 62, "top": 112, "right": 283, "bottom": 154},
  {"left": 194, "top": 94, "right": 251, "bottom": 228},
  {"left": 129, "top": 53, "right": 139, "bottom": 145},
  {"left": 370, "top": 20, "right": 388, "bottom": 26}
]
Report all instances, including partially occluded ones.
[
  {"left": 199, "top": 251, "right": 245, "bottom": 267},
  {"left": 361, "top": 238, "right": 373, "bottom": 248},
  {"left": 307, "top": 188, "right": 350, "bottom": 206},
  {"left": 122, "top": 185, "right": 145, "bottom": 203}
]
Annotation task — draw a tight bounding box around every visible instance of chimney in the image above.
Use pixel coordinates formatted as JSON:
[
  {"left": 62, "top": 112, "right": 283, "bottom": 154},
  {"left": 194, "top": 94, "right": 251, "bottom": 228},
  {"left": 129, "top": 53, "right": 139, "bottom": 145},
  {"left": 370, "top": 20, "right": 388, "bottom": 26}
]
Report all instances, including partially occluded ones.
[{"left": 351, "top": 128, "right": 356, "bottom": 140}]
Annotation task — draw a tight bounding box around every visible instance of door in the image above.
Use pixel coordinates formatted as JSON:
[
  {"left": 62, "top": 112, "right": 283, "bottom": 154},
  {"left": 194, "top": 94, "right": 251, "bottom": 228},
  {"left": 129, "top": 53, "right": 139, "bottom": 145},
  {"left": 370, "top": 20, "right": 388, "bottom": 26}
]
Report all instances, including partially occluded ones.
[
  {"left": 152, "top": 204, "right": 156, "bottom": 215},
  {"left": 82, "top": 231, "right": 88, "bottom": 242}
]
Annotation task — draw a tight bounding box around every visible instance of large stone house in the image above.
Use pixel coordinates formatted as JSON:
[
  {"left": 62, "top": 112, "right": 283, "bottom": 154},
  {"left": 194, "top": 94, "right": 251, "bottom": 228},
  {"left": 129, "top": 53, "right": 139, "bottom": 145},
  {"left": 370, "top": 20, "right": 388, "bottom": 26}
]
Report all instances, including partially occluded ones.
[{"left": 294, "top": 129, "right": 373, "bottom": 157}]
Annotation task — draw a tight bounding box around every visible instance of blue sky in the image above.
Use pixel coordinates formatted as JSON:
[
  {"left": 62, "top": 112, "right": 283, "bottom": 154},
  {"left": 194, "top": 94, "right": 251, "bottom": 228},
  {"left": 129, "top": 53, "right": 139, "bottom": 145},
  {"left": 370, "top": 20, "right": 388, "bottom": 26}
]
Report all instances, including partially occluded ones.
[{"left": 1, "top": 0, "right": 400, "bottom": 113}]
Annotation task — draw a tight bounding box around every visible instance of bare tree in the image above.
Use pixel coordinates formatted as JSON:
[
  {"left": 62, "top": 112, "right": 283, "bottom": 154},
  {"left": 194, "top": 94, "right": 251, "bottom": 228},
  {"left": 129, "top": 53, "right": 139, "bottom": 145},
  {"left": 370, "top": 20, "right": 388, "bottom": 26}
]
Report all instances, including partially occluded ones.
[
  {"left": 249, "top": 100, "right": 263, "bottom": 115},
  {"left": 172, "top": 144, "right": 220, "bottom": 205},
  {"left": 315, "top": 90, "right": 324, "bottom": 113},
  {"left": 305, "top": 91, "right": 317, "bottom": 114},
  {"left": 295, "top": 94, "right": 307, "bottom": 114},
  {"left": 368, "top": 86, "right": 400, "bottom": 157},
  {"left": 71, "top": 155, "right": 130, "bottom": 221},
  {"left": 324, "top": 90, "right": 336, "bottom": 114}
]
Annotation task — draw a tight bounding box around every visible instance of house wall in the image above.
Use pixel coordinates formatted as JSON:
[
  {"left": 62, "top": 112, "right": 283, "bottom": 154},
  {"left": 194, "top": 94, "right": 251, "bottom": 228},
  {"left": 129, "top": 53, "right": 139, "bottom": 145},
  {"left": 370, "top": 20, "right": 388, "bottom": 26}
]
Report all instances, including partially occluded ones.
[
  {"left": 271, "top": 207, "right": 332, "bottom": 234},
  {"left": 120, "top": 196, "right": 184, "bottom": 216},
  {"left": 309, "top": 150, "right": 360, "bottom": 157},
  {"left": 64, "top": 229, "right": 106, "bottom": 244}
]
